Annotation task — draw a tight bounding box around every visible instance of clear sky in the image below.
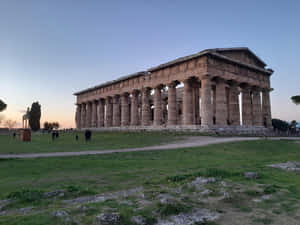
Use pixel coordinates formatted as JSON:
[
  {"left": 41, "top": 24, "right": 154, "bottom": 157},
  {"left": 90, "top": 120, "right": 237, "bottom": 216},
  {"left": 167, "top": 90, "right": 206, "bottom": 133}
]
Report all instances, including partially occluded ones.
[{"left": 1, "top": 0, "right": 300, "bottom": 128}]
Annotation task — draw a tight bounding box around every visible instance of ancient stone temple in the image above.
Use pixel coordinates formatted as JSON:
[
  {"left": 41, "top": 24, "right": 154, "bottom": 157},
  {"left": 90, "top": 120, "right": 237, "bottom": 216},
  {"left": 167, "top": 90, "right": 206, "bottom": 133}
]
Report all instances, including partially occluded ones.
[{"left": 74, "top": 47, "right": 273, "bottom": 133}]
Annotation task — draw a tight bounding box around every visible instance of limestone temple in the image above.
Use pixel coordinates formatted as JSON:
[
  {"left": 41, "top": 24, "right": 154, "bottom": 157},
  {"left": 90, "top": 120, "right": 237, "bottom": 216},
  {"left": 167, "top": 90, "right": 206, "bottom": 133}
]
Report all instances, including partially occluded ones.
[{"left": 74, "top": 47, "right": 273, "bottom": 133}]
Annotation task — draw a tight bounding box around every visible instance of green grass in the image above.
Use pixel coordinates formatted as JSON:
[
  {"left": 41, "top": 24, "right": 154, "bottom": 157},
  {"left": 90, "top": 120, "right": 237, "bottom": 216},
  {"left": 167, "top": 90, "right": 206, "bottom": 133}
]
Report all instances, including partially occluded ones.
[
  {"left": 0, "top": 140, "right": 299, "bottom": 199},
  {"left": 0, "top": 131, "right": 185, "bottom": 154},
  {"left": 0, "top": 139, "right": 300, "bottom": 224}
]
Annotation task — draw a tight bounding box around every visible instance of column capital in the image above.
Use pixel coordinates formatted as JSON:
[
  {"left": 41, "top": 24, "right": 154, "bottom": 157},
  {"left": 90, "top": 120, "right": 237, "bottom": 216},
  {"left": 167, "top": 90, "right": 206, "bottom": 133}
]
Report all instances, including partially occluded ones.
[
  {"left": 155, "top": 84, "right": 164, "bottom": 90},
  {"left": 121, "top": 92, "right": 129, "bottom": 97},
  {"left": 168, "top": 81, "right": 179, "bottom": 88}
]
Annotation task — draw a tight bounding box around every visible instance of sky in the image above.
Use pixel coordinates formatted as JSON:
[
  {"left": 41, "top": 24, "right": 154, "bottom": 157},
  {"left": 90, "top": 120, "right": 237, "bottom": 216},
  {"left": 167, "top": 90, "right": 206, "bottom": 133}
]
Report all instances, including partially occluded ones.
[{"left": 0, "top": 0, "right": 300, "bottom": 128}]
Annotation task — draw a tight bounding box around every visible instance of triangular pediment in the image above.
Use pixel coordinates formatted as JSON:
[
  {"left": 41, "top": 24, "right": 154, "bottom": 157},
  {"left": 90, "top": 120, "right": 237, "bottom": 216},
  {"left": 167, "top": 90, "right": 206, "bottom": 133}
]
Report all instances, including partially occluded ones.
[{"left": 210, "top": 47, "right": 267, "bottom": 68}]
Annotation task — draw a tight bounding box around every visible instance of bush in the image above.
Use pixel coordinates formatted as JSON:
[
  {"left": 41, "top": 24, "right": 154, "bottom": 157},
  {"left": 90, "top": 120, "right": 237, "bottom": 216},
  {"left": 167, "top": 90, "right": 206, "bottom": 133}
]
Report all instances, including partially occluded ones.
[
  {"left": 157, "top": 202, "right": 190, "bottom": 216},
  {"left": 7, "top": 189, "right": 44, "bottom": 203},
  {"left": 264, "top": 185, "right": 279, "bottom": 194}
]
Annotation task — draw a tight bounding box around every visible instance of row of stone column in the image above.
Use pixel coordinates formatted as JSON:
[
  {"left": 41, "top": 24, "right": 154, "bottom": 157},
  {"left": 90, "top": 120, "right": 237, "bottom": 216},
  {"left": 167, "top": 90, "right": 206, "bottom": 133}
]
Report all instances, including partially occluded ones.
[{"left": 76, "top": 78, "right": 272, "bottom": 129}]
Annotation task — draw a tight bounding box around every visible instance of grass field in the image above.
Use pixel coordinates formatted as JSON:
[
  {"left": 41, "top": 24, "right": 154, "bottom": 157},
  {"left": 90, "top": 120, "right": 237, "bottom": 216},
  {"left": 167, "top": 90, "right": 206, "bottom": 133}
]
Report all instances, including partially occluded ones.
[
  {"left": 0, "top": 139, "right": 300, "bottom": 224},
  {"left": 0, "top": 131, "right": 186, "bottom": 154}
]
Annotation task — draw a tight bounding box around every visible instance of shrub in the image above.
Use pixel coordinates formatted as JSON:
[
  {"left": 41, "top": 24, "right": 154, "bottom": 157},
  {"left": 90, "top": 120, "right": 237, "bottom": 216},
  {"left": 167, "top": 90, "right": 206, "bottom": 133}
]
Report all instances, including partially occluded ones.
[
  {"left": 157, "top": 202, "right": 190, "bottom": 216},
  {"left": 7, "top": 189, "right": 44, "bottom": 203}
]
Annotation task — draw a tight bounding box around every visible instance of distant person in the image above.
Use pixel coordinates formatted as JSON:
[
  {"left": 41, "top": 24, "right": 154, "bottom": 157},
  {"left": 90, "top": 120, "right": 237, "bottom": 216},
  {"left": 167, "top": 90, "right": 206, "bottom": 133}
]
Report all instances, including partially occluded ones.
[
  {"left": 85, "top": 130, "right": 92, "bottom": 142},
  {"left": 75, "top": 134, "right": 79, "bottom": 141},
  {"left": 56, "top": 131, "right": 59, "bottom": 138},
  {"left": 52, "top": 132, "right": 56, "bottom": 141},
  {"left": 13, "top": 132, "right": 16, "bottom": 139}
]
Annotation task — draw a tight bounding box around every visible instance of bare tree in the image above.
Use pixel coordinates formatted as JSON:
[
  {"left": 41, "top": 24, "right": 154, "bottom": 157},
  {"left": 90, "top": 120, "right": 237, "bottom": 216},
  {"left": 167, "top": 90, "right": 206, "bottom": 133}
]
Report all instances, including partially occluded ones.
[{"left": 5, "top": 119, "right": 17, "bottom": 129}]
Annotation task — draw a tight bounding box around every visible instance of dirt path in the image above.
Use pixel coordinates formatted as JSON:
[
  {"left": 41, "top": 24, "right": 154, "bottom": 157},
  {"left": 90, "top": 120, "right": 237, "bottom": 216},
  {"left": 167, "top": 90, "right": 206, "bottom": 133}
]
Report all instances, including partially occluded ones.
[{"left": 0, "top": 136, "right": 299, "bottom": 159}]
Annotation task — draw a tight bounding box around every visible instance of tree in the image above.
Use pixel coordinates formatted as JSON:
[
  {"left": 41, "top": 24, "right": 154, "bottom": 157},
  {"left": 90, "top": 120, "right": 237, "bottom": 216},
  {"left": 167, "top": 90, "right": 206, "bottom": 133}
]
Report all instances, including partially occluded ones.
[
  {"left": 291, "top": 96, "right": 300, "bottom": 105},
  {"left": 0, "top": 99, "right": 7, "bottom": 112},
  {"left": 272, "top": 119, "right": 289, "bottom": 132},
  {"left": 29, "top": 102, "right": 41, "bottom": 131},
  {"left": 5, "top": 119, "right": 17, "bottom": 129},
  {"left": 44, "top": 121, "right": 60, "bottom": 131}
]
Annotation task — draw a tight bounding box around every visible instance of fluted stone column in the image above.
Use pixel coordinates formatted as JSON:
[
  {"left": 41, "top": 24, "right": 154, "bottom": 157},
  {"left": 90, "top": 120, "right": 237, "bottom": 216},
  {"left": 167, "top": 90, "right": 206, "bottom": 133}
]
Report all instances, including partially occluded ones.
[
  {"left": 215, "top": 79, "right": 227, "bottom": 125},
  {"left": 105, "top": 97, "right": 113, "bottom": 127},
  {"left": 121, "top": 93, "right": 130, "bottom": 126},
  {"left": 141, "top": 88, "right": 151, "bottom": 126},
  {"left": 213, "top": 86, "right": 216, "bottom": 123},
  {"left": 252, "top": 88, "right": 263, "bottom": 126},
  {"left": 75, "top": 104, "right": 81, "bottom": 129},
  {"left": 228, "top": 83, "right": 240, "bottom": 125},
  {"left": 154, "top": 86, "right": 163, "bottom": 126},
  {"left": 130, "top": 90, "right": 139, "bottom": 126},
  {"left": 162, "top": 97, "right": 168, "bottom": 124},
  {"left": 98, "top": 99, "right": 105, "bottom": 127},
  {"left": 242, "top": 86, "right": 252, "bottom": 126},
  {"left": 262, "top": 89, "right": 272, "bottom": 127},
  {"left": 86, "top": 102, "right": 92, "bottom": 128},
  {"left": 113, "top": 95, "right": 121, "bottom": 127},
  {"left": 80, "top": 103, "right": 86, "bottom": 128},
  {"left": 183, "top": 79, "right": 193, "bottom": 125},
  {"left": 201, "top": 77, "right": 213, "bottom": 126},
  {"left": 193, "top": 86, "right": 200, "bottom": 124},
  {"left": 91, "top": 101, "right": 97, "bottom": 127},
  {"left": 168, "top": 82, "right": 177, "bottom": 126}
]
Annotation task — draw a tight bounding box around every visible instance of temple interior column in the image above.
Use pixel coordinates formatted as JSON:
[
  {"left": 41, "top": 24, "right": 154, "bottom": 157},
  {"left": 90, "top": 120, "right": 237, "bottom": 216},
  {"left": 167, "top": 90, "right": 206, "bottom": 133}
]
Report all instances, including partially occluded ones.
[
  {"left": 105, "top": 97, "right": 113, "bottom": 127},
  {"left": 154, "top": 86, "right": 163, "bottom": 126},
  {"left": 86, "top": 102, "right": 92, "bottom": 128},
  {"left": 81, "top": 103, "right": 86, "bottom": 128},
  {"left": 121, "top": 93, "right": 130, "bottom": 126},
  {"left": 183, "top": 79, "right": 193, "bottom": 125},
  {"left": 201, "top": 77, "right": 213, "bottom": 126},
  {"left": 252, "top": 88, "right": 263, "bottom": 126},
  {"left": 215, "top": 79, "right": 228, "bottom": 126},
  {"left": 168, "top": 82, "right": 177, "bottom": 126},
  {"left": 113, "top": 95, "right": 121, "bottom": 127},
  {"left": 130, "top": 90, "right": 139, "bottom": 126},
  {"left": 141, "top": 88, "right": 151, "bottom": 126},
  {"left": 241, "top": 86, "right": 252, "bottom": 126},
  {"left": 98, "top": 99, "right": 105, "bottom": 127},
  {"left": 193, "top": 85, "right": 200, "bottom": 124},
  {"left": 91, "top": 101, "right": 97, "bottom": 127},
  {"left": 212, "top": 86, "right": 216, "bottom": 124},
  {"left": 76, "top": 104, "right": 81, "bottom": 129},
  {"left": 262, "top": 89, "right": 272, "bottom": 127},
  {"left": 228, "top": 82, "right": 240, "bottom": 125}
]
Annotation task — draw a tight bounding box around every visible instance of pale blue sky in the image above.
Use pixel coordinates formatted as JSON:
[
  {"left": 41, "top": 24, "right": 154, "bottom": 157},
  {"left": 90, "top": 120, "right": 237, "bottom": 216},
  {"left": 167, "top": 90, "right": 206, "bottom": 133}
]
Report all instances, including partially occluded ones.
[{"left": 0, "top": 0, "right": 299, "bottom": 127}]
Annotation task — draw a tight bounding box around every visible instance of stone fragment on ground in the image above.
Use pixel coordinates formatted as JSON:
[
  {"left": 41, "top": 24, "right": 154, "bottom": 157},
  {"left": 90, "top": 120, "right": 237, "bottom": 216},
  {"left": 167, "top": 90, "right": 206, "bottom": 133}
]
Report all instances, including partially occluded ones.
[
  {"left": 269, "top": 161, "right": 300, "bottom": 172},
  {"left": 188, "top": 177, "right": 217, "bottom": 190},
  {"left": 253, "top": 194, "right": 272, "bottom": 202},
  {"left": 155, "top": 208, "right": 219, "bottom": 225},
  {"left": 44, "top": 189, "right": 65, "bottom": 198},
  {"left": 52, "top": 210, "right": 72, "bottom": 222},
  {"left": 63, "top": 187, "right": 143, "bottom": 205},
  {"left": 244, "top": 172, "right": 259, "bottom": 179},
  {"left": 96, "top": 212, "right": 121, "bottom": 225},
  {"left": 131, "top": 215, "right": 147, "bottom": 225}
]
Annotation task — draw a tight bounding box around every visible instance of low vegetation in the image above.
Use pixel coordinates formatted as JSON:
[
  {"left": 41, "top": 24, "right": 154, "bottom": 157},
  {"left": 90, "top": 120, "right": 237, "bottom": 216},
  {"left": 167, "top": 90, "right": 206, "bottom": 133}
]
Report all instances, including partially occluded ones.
[{"left": 0, "top": 139, "right": 300, "bottom": 224}]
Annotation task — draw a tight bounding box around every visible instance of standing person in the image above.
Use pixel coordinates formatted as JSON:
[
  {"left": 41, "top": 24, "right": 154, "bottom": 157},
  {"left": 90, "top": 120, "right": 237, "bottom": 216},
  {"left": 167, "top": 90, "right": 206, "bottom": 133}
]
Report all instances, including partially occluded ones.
[
  {"left": 85, "top": 130, "right": 92, "bottom": 142},
  {"left": 52, "top": 132, "right": 55, "bottom": 141},
  {"left": 75, "top": 134, "right": 79, "bottom": 141}
]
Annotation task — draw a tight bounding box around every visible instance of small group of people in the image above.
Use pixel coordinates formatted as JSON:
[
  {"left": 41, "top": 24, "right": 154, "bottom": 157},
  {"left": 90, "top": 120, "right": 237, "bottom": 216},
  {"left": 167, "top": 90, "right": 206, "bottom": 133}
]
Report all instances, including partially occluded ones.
[
  {"left": 51, "top": 131, "right": 59, "bottom": 140},
  {"left": 75, "top": 130, "right": 92, "bottom": 142}
]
